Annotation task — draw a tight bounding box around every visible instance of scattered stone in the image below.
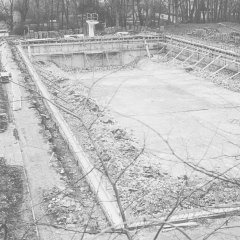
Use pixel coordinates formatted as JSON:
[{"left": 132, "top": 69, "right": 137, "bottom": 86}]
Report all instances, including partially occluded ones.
[{"left": 100, "top": 117, "right": 114, "bottom": 124}]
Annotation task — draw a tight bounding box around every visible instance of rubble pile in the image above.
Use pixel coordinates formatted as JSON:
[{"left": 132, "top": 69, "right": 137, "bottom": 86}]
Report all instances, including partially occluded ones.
[
  {"left": 166, "top": 23, "right": 240, "bottom": 52},
  {"left": 118, "top": 167, "right": 240, "bottom": 217},
  {"left": 187, "top": 27, "right": 238, "bottom": 44},
  {"left": 35, "top": 61, "right": 240, "bottom": 219},
  {"left": 187, "top": 60, "right": 240, "bottom": 93},
  {"left": 210, "top": 69, "right": 240, "bottom": 92},
  {"left": 188, "top": 28, "right": 219, "bottom": 38},
  {"left": 43, "top": 187, "right": 103, "bottom": 232}
]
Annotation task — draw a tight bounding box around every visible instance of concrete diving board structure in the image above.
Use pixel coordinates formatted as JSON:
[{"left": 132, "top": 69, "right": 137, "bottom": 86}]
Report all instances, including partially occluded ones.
[{"left": 86, "top": 13, "right": 99, "bottom": 38}]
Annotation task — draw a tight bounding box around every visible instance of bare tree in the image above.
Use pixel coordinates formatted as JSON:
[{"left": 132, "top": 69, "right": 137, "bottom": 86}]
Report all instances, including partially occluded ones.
[{"left": 15, "top": 0, "right": 30, "bottom": 22}]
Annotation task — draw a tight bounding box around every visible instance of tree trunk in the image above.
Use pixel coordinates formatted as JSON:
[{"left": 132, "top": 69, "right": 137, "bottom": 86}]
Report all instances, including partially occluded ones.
[
  {"left": 9, "top": 0, "right": 14, "bottom": 31},
  {"left": 113, "top": 0, "right": 120, "bottom": 27},
  {"left": 132, "top": 0, "right": 135, "bottom": 27},
  {"left": 136, "top": 0, "right": 143, "bottom": 26}
]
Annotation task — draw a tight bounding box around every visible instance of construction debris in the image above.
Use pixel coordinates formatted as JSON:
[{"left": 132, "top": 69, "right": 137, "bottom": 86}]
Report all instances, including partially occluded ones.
[
  {"left": 43, "top": 187, "right": 103, "bottom": 231},
  {"left": 34, "top": 60, "right": 240, "bottom": 220}
]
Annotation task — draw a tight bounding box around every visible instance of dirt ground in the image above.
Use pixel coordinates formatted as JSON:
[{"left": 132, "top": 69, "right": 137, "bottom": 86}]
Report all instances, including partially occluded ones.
[
  {"left": 165, "top": 22, "right": 240, "bottom": 35},
  {"left": 165, "top": 22, "right": 240, "bottom": 52}
]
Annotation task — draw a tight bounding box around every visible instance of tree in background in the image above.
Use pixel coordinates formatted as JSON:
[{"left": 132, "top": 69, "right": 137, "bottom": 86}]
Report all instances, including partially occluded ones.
[{"left": 1, "top": 0, "right": 240, "bottom": 32}]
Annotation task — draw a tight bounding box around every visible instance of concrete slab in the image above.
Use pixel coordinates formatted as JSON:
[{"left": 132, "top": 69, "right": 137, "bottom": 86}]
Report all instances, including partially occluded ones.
[{"left": 75, "top": 59, "right": 240, "bottom": 177}]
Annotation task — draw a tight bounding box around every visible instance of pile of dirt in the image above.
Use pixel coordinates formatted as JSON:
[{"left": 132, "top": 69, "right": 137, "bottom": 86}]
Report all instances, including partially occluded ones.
[{"left": 187, "top": 28, "right": 220, "bottom": 38}]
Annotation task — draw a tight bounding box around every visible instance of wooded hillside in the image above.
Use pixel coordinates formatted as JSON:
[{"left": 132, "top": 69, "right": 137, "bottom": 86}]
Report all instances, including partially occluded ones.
[{"left": 1, "top": 0, "right": 240, "bottom": 31}]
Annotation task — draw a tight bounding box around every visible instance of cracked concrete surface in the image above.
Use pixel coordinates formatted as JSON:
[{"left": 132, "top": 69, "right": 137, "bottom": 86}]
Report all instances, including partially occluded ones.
[{"left": 70, "top": 59, "right": 240, "bottom": 177}]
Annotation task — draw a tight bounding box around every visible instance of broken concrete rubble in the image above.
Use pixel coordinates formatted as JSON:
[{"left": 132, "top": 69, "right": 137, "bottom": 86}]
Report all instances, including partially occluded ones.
[{"left": 43, "top": 186, "right": 104, "bottom": 231}]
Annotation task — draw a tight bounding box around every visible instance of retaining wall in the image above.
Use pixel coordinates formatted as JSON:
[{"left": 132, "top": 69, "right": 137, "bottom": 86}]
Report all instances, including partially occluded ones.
[{"left": 35, "top": 49, "right": 146, "bottom": 69}]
